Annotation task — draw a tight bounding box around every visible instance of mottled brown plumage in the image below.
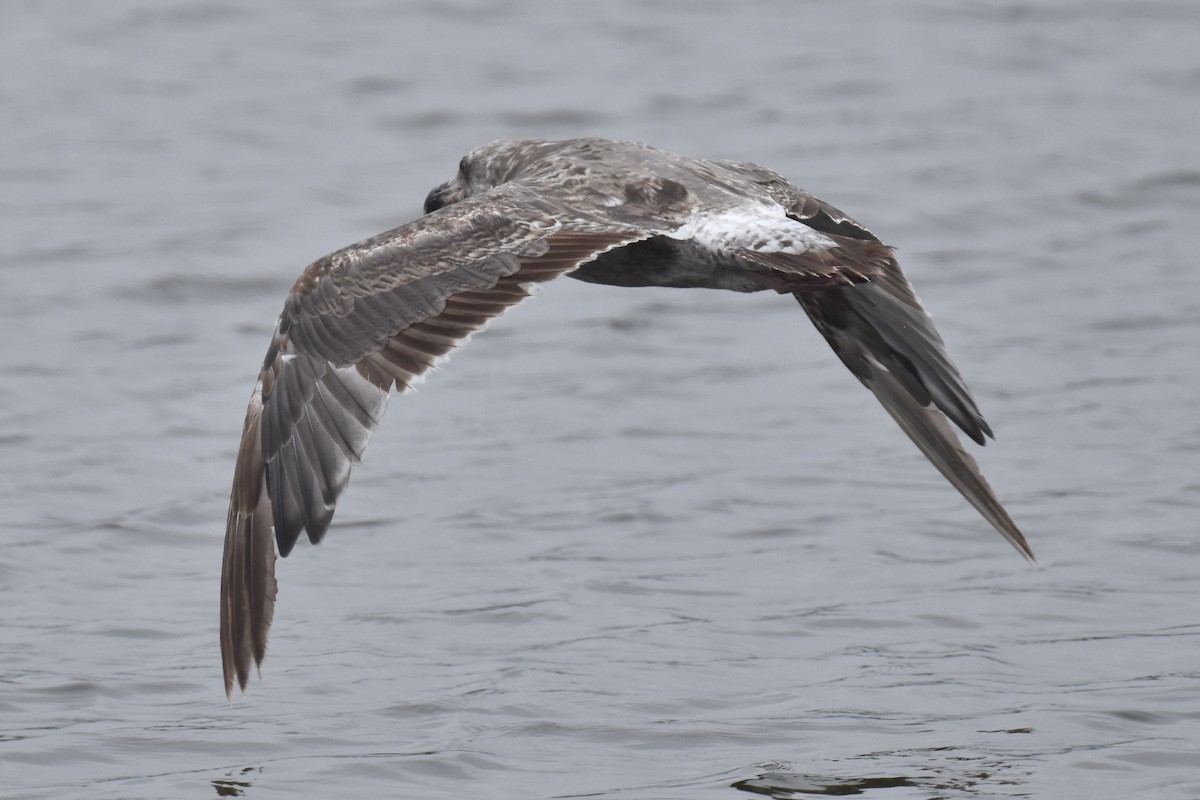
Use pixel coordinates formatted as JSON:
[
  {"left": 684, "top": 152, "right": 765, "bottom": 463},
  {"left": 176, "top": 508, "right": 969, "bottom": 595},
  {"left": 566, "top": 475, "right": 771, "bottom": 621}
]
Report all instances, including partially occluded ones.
[{"left": 221, "top": 137, "right": 1032, "bottom": 697}]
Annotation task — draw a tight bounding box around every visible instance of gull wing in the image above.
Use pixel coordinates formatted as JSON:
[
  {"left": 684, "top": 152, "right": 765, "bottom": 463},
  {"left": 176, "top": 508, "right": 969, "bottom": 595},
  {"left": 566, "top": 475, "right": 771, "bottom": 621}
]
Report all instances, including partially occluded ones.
[
  {"left": 221, "top": 187, "right": 652, "bottom": 695},
  {"left": 706, "top": 158, "right": 1031, "bottom": 559},
  {"left": 787, "top": 192, "right": 1034, "bottom": 561}
]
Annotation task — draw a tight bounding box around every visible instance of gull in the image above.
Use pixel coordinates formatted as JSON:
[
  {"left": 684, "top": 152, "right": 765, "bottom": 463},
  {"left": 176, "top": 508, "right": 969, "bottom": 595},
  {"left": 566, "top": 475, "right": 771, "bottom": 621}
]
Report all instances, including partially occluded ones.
[{"left": 220, "top": 137, "right": 1033, "bottom": 696}]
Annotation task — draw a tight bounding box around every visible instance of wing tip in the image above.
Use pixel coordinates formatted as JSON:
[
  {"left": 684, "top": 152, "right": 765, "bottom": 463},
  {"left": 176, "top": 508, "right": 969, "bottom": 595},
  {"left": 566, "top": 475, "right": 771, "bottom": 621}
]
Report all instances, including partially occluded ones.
[
  {"left": 220, "top": 393, "right": 278, "bottom": 699},
  {"left": 996, "top": 511, "right": 1037, "bottom": 566}
]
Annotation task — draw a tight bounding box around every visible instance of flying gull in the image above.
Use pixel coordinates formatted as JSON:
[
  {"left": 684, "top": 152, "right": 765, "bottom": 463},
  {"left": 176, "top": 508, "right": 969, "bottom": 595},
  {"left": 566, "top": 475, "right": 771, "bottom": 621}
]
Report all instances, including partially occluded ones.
[{"left": 221, "top": 137, "right": 1033, "bottom": 696}]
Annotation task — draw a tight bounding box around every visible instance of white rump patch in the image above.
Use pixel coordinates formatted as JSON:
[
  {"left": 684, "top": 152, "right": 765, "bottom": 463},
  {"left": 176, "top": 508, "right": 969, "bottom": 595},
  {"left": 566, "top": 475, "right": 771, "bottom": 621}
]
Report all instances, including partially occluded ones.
[{"left": 671, "top": 203, "right": 836, "bottom": 254}]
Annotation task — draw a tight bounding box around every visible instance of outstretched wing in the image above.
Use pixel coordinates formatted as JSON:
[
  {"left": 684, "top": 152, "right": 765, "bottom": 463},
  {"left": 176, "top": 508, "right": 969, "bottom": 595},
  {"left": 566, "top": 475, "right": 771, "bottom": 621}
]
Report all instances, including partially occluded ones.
[
  {"left": 708, "top": 159, "right": 1031, "bottom": 559},
  {"left": 221, "top": 187, "right": 652, "bottom": 695},
  {"left": 788, "top": 193, "right": 1033, "bottom": 561}
]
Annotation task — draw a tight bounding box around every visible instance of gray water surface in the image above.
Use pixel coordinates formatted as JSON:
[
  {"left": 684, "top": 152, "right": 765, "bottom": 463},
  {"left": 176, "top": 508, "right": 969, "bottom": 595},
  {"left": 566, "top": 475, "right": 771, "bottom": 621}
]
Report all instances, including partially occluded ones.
[{"left": 3, "top": 2, "right": 1199, "bottom": 798}]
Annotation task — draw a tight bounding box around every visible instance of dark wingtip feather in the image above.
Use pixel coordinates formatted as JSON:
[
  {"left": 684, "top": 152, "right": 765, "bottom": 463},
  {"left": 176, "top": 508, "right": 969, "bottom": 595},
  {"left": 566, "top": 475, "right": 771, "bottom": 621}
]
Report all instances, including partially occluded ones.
[
  {"left": 859, "top": 354, "right": 1034, "bottom": 562},
  {"left": 220, "top": 393, "right": 279, "bottom": 698},
  {"left": 795, "top": 289, "right": 1033, "bottom": 562}
]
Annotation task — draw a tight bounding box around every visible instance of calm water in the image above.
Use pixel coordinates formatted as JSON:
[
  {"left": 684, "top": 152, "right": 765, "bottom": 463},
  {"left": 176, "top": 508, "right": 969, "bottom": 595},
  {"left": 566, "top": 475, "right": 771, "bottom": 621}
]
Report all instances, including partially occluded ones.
[{"left": 3, "top": 2, "right": 1199, "bottom": 798}]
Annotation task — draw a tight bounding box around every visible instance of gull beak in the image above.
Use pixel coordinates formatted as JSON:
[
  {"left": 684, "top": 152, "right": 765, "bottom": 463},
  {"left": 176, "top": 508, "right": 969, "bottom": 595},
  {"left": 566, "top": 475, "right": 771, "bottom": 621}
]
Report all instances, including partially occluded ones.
[{"left": 423, "top": 180, "right": 465, "bottom": 214}]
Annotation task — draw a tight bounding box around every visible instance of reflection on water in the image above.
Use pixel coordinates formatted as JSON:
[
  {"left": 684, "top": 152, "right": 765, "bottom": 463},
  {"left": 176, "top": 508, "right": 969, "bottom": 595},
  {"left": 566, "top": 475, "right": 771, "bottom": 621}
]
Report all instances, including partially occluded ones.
[
  {"left": 211, "top": 767, "right": 257, "bottom": 798},
  {"left": 734, "top": 772, "right": 919, "bottom": 798},
  {"left": 2, "top": 1, "right": 1199, "bottom": 799},
  {"left": 733, "top": 743, "right": 1035, "bottom": 798}
]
